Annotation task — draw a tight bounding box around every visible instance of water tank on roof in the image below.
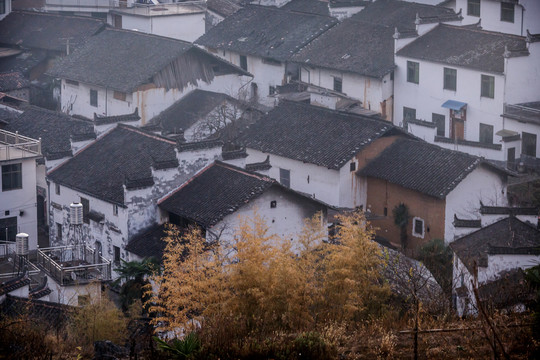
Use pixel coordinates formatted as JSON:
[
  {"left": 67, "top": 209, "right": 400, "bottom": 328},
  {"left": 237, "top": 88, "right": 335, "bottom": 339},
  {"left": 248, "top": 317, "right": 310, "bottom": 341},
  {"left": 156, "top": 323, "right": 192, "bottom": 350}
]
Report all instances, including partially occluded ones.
[
  {"left": 16, "top": 233, "right": 29, "bottom": 256},
  {"left": 70, "top": 202, "right": 83, "bottom": 225}
]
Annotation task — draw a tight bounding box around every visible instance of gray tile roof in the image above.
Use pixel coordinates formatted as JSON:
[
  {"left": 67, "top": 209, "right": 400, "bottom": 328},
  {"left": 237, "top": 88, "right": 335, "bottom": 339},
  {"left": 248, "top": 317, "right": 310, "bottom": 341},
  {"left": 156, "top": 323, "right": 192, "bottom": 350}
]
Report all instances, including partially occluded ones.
[
  {"left": 47, "top": 28, "right": 246, "bottom": 92},
  {"left": 351, "top": 0, "right": 460, "bottom": 32},
  {"left": 396, "top": 24, "right": 527, "bottom": 74},
  {"left": 48, "top": 125, "right": 178, "bottom": 205},
  {"left": 207, "top": 0, "right": 242, "bottom": 17},
  {"left": 0, "top": 71, "right": 30, "bottom": 92},
  {"left": 195, "top": 5, "right": 337, "bottom": 61},
  {"left": 126, "top": 224, "right": 171, "bottom": 260},
  {"left": 240, "top": 101, "right": 402, "bottom": 170},
  {"left": 281, "top": 0, "right": 330, "bottom": 16},
  {"left": 450, "top": 217, "right": 540, "bottom": 273},
  {"left": 291, "top": 19, "right": 395, "bottom": 78},
  {"left": 4, "top": 106, "right": 96, "bottom": 160},
  {"left": 359, "top": 138, "right": 488, "bottom": 199},
  {"left": 0, "top": 10, "right": 105, "bottom": 52}
]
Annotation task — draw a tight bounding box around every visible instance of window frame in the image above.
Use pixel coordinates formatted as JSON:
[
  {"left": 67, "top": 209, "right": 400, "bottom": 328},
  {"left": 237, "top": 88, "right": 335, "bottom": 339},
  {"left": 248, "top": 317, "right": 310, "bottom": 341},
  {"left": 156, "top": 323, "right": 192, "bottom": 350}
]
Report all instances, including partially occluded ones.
[
  {"left": 239, "top": 55, "right": 248, "bottom": 71},
  {"left": 114, "top": 245, "right": 121, "bottom": 265},
  {"left": 432, "top": 113, "right": 445, "bottom": 137},
  {"left": 412, "top": 217, "right": 425, "bottom": 238},
  {"left": 279, "top": 168, "right": 290, "bottom": 188},
  {"left": 467, "top": 0, "right": 480, "bottom": 17},
  {"left": 0, "top": 0, "right": 5, "bottom": 15},
  {"left": 2, "top": 163, "right": 22, "bottom": 191},
  {"left": 443, "top": 67, "right": 457, "bottom": 91},
  {"left": 500, "top": 2, "right": 514, "bottom": 23},
  {"left": 333, "top": 76, "right": 343, "bottom": 93},
  {"left": 407, "top": 61, "right": 419, "bottom": 84},
  {"left": 480, "top": 74, "right": 495, "bottom": 99},
  {"left": 90, "top": 89, "right": 98, "bottom": 107},
  {"left": 0, "top": 217, "right": 17, "bottom": 242},
  {"left": 403, "top": 107, "right": 416, "bottom": 125},
  {"left": 479, "top": 123, "right": 494, "bottom": 144}
]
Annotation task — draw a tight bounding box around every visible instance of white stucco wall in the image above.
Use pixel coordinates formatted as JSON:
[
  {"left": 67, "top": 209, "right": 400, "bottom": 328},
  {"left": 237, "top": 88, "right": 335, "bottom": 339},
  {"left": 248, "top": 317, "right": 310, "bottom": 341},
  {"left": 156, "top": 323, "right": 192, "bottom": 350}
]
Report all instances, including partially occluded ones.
[
  {"left": 394, "top": 55, "right": 508, "bottom": 159},
  {"left": 445, "top": 165, "right": 507, "bottom": 242},
  {"left": 109, "top": 12, "right": 205, "bottom": 42},
  {"left": 45, "top": 274, "right": 102, "bottom": 306},
  {"left": 329, "top": 5, "right": 364, "bottom": 20},
  {"left": 0, "top": 157, "right": 38, "bottom": 250},
  {"left": 243, "top": 149, "right": 363, "bottom": 208},
  {"left": 504, "top": 42, "right": 540, "bottom": 104},
  {"left": 208, "top": 186, "right": 327, "bottom": 254},
  {"left": 300, "top": 66, "right": 393, "bottom": 120}
]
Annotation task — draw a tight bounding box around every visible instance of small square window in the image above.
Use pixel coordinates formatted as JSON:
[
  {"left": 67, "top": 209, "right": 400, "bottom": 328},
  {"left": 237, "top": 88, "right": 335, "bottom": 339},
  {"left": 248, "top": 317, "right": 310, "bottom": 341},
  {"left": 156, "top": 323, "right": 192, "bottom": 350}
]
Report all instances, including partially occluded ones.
[
  {"left": 113, "top": 204, "right": 118, "bottom": 216},
  {"left": 2, "top": 163, "right": 22, "bottom": 191},
  {"left": 279, "top": 168, "right": 290, "bottom": 188},
  {"left": 443, "top": 68, "right": 457, "bottom": 91},
  {"left": 270, "top": 200, "right": 277, "bottom": 208},
  {"left": 350, "top": 162, "right": 356, "bottom": 172},
  {"left": 333, "top": 77, "right": 343, "bottom": 93},
  {"left": 412, "top": 217, "right": 424, "bottom": 238},
  {"left": 90, "top": 89, "right": 98, "bottom": 107},
  {"left": 407, "top": 61, "right": 419, "bottom": 84},
  {"left": 481, "top": 74, "right": 495, "bottom": 98},
  {"left": 501, "top": 2, "right": 514, "bottom": 23},
  {"left": 467, "top": 0, "right": 480, "bottom": 17},
  {"left": 55, "top": 183, "right": 61, "bottom": 195}
]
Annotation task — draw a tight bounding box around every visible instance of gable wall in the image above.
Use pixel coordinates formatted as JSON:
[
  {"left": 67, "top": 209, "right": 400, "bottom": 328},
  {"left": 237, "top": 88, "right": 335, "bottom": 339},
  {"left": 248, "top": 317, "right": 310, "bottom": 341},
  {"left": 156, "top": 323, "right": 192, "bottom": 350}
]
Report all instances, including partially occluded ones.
[{"left": 456, "top": 0, "right": 524, "bottom": 35}]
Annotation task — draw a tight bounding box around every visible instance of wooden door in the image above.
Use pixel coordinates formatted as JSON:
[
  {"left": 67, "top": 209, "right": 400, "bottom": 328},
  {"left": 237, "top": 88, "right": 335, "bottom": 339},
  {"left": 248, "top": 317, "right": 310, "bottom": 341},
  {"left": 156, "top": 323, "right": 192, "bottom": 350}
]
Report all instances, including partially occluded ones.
[{"left": 452, "top": 119, "right": 464, "bottom": 140}]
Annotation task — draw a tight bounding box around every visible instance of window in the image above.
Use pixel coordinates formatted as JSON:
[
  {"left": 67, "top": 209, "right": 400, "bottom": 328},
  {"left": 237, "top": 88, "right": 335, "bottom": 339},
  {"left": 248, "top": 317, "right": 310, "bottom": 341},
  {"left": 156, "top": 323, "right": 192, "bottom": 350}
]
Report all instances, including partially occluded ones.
[
  {"left": 80, "top": 197, "right": 90, "bottom": 224},
  {"left": 0, "top": 217, "right": 17, "bottom": 242},
  {"left": 113, "top": 91, "right": 126, "bottom": 101},
  {"left": 66, "top": 79, "right": 79, "bottom": 87},
  {"left": 432, "top": 113, "right": 445, "bottom": 137},
  {"left": 412, "top": 217, "right": 424, "bottom": 238},
  {"left": 350, "top": 162, "right": 356, "bottom": 172},
  {"left": 333, "top": 77, "right": 343, "bottom": 93},
  {"left": 113, "top": 204, "right": 118, "bottom": 216},
  {"left": 269, "top": 85, "right": 276, "bottom": 95},
  {"left": 467, "top": 0, "right": 480, "bottom": 16},
  {"left": 279, "top": 168, "right": 290, "bottom": 188},
  {"left": 0, "top": 0, "right": 5, "bottom": 14},
  {"left": 270, "top": 200, "right": 277, "bottom": 208},
  {"left": 239, "top": 55, "right": 248, "bottom": 71},
  {"left": 90, "top": 89, "right": 98, "bottom": 107},
  {"left": 479, "top": 123, "right": 494, "bottom": 144},
  {"left": 114, "top": 245, "right": 121, "bottom": 265},
  {"left": 443, "top": 67, "right": 457, "bottom": 91},
  {"left": 523, "top": 132, "right": 537, "bottom": 157},
  {"left": 56, "top": 223, "right": 62, "bottom": 242},
  {"left": 55, "top": 183, "right": 61, "bottom": 195},
  {"left": 403, "top": 107, "right": 416, "bottom": 125},
  {"left": 407, "top": 61, "right": 419, "bottom": 84},
  {"left": 481, "top": 75, "right": 494, "bottom": 98},
  {"left": 2, "top": 163, "right": 22, "bottom": 191},
  {"left": 501, "top": 2, "right": 514, "bottom": 23}
]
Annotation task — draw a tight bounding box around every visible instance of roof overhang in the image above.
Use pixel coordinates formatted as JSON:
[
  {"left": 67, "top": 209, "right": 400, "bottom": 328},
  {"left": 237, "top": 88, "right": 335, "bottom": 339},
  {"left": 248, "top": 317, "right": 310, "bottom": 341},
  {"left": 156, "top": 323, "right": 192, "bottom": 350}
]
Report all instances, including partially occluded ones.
[{"left": 442, "top": 100, "right": 467, "bottom": 111}]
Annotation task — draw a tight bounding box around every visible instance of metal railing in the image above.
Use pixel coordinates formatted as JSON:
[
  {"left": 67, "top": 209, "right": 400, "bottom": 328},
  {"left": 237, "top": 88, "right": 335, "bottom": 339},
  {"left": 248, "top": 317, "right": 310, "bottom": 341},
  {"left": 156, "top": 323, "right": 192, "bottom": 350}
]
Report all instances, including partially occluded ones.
[
  {"left": 0, "top": 242, "right": 40, "bottom": 280},
  {"left": 36, "top": 245, "right": 111, "bottom": 286},
  {"left": 45, "top": 0, "right": 132, "bottom": 9},
  {"left": 0, "top": 129, "right": 41, "bottom": 161}
]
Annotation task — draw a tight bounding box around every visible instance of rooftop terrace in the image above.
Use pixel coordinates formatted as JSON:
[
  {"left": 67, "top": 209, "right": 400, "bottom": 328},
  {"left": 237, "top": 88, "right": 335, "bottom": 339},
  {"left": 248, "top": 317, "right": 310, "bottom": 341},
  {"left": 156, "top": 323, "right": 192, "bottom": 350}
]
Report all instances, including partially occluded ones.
[{"left": 0, "top": 129, "right": 41, "bottom": 162}]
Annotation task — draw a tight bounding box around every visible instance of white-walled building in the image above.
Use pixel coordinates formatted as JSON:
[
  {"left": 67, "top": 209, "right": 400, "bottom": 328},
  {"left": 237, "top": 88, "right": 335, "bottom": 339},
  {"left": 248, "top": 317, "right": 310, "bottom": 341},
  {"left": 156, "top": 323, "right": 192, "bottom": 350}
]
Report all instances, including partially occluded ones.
[
  {"left": 394, "top": 24, "right": 540, "bottom": 162},
  {"left": 153, "top": 161, "right": 329, "bottom": 256},
  {"left": 43, "top": 0, "right": 136, "bottom": 18},
  {"left": 196, "top": 5, "right": 338, "bottom": 107},
  {"left": 108, "top": 2, "right": 206, "bottom": 42},
  {"left": 234, "top": 101, "right": 409, "bottom": 209},
  {"left": 0, "top": 129, "right": 41, "bottom": 250},
  {"left": 450, "top": 216, "right": 540, "bottom": 316},
  {"left": 455, "top": 0, "right": 540, "bottom": 36},
  {"left": 47, "top": 27, "right": 251, "bottom": 125},
  {"left": 47, "top": 124, "right": 222, "bottom": 272}
]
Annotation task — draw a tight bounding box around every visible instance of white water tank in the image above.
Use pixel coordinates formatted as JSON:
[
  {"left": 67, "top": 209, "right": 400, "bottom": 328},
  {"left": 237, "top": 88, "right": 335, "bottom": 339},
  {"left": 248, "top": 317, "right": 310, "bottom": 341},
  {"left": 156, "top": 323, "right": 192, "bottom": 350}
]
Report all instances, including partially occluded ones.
[
  {"left": 16, "top": 233, "right": 29, "bottom": 256},
  {"left": 70, "top": 202, "right": 83, "bottom": 225}
]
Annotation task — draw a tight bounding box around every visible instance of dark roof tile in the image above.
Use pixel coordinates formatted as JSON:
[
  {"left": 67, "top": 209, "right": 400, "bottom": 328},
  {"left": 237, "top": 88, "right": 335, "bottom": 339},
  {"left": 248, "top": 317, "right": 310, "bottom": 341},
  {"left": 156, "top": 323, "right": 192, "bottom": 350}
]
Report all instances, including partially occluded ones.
[
  {"left": 240, "top": 101, "right": 400, "bottom": 169},
  {"left": 94, "top": 108, "right": 140, "bottom": 125},
  {"left": 282, "top": 0, "right": 330, "bottom": 16},
  {"left": 0, "top": 71, "right": 30, "bottom": 92},
  {"left": 397, "top": 24, "right": 527, "bottom": 74},
  {"left": 126, "top": 224, "right": 170, "bottom": 260},
  {"left": 196, "top": 5, "right": 337, "bottom": 61},
  {"left": 359, "top": 138, "right": 483, "bottom": 199},
  {"left": 0, "top": 273, "right": 30, "bottom": 296},
  {"left": 207, "top": 0, "right": 242, "bottom": 17}
]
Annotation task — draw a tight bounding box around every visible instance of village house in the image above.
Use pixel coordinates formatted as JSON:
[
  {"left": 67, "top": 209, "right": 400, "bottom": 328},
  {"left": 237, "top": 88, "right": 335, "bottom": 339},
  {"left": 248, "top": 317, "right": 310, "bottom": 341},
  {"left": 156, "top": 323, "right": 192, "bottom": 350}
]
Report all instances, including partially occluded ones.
[
  {"left": 46, "top": 124, "right": 223, "bottom": 273},
  {"left": 359, "top": 138, "right": 509, "bottom": 250},
  {"left": 47, "top": 27, "right": 251, "bottom": 125},
  {"left": 137, "top": 161, "right": 329, "bottom": 258},
  {"left": 450, "top": 216, "right": 540, "bottom": 316},
  {"left": 455, "top": 0, "right": 540, "bottom": 36},
  {"left": 394, "top": 24, "right": 540, "bottom": 162},
  {"left": 2, "top": 106, "right": 97, "bottom": 238},
  {"left": 233, "top": 100, "right": 410, "bottom": 209},
  {"left": 289, "top": 0, "right": 461, "bottom": 120},
  {"left": 0, "top": 129, "right": 41, "bottom": 250},
  {"left": 195, "top": 5, "right": 338, "bottom": 107},
  {"left": 108, "top": 1, "right": 207, "bottom": 42}
]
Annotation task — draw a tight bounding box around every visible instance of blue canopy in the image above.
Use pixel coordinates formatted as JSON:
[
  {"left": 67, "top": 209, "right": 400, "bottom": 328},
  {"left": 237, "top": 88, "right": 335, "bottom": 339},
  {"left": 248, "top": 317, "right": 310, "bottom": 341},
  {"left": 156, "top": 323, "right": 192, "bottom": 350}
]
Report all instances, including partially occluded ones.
[{"left": 442, "top": 100, "right": 467, "bottom": 111}]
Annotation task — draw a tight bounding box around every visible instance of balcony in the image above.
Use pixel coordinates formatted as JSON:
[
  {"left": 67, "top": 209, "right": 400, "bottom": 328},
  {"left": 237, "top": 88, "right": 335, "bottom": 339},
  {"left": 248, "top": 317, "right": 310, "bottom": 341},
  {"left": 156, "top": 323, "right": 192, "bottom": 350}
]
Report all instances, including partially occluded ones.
[
  {"left": 0, "top": 129, "right": 41, "bottom": 162},
  {"left": 36, "top": 245, "right": 111, "bottom": 286},
  {"left": 0, "top": 241, "right": 40, "bottom": 281},
  {"left": 44, "top": 0, "right": 134, "bottom": 11}
]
